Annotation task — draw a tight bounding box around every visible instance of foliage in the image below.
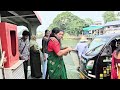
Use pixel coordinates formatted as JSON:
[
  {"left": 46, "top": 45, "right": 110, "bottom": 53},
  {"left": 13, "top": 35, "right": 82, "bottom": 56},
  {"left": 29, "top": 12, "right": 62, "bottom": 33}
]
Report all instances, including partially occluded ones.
[
  {"left": 63, "top": 33, "right": 71, "bottom": 38},
  {"left": 85, "top": 18, "right": 94, "bottom": 25},
  {"left": 36, "top": 31, "right": 43, "bottom": 38},
  {"left": 102, "top": 11, "right": 118, "bottom": 23},
  {"left": 48, "top": 11, "right": 89, "bottom": 36}
]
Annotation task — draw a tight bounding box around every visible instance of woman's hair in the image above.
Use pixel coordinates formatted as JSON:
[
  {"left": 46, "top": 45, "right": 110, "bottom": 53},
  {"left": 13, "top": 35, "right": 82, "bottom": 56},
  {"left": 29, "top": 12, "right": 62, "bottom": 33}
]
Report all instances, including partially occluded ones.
[
  {"left": 115, "top": 47, "right": 120, "bottom": 57},
  {"left": 22, "top": 30, "right": 30, "bottom": 36},
  {"left": 50, "top": 27, "right": 64, "bottom": 37},
  {"left": 45, "top": 30, "right": 49, "bottom": 36}
]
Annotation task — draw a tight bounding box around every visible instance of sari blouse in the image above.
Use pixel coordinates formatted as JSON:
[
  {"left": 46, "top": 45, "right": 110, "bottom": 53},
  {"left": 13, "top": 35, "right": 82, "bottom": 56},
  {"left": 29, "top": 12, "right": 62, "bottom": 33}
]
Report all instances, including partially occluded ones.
[{"left": 48, "top": 39, "right": 60, "bottom": 54}]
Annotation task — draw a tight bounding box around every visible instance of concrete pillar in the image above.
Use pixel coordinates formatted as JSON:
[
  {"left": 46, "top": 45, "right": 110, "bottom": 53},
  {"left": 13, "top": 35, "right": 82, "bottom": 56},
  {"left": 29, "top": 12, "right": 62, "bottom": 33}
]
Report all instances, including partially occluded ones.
[
  {"left": 25, "top": 24, "right": 32, "bottom": 38},
  {"left": 30, "top": 22, "right": 40, "bottom": 35},
  {"left": 31, "top": 27, "right": 37, "bottom": 35},
  {"left": 19, "top": 22, "right": 40, "bottom": 37}
]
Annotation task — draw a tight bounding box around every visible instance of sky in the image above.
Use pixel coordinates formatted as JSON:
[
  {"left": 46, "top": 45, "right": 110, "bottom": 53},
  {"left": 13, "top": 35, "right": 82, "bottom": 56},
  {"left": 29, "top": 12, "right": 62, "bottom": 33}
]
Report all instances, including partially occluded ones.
[
  {"left": 18, "top": 11, "right": 120, "bottom": 33},
  {"left": 36, "top": 11, "right": 106, "bottom": 32}
]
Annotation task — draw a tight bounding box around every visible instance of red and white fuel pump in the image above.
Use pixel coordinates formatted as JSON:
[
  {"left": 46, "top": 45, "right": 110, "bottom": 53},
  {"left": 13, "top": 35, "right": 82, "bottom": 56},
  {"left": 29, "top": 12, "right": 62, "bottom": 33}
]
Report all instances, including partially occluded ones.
[{"left": 0, "top": 22, "right": 25, "bottom": 79}]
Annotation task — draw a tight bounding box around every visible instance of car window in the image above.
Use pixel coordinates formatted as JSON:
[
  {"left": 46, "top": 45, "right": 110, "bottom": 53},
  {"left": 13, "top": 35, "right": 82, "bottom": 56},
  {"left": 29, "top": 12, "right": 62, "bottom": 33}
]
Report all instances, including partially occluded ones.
[{"left": 85, "top": 37, "right": 110, "bottom": 56}]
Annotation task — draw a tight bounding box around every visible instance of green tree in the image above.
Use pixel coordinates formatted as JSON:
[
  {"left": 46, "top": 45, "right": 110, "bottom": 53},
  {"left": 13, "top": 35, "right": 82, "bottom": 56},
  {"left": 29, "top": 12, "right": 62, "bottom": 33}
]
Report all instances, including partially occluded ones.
[
  {"left": 117, "top": 12, "right": 120, "bottom": 16},
  {"left": 102, "top": 11, "right": 118, "bottom": 23},
  {"left": 85, "top": 18, "right": 94, "bottom": 25},
  {"left": 36, "top": 31, "right": 43, "bottom": 38},
  {"left": 48, "top": 11, "right": 88, "bottom": 36},
  {"left": 116, "top": 12, "right": 120, "bottom": 20}
]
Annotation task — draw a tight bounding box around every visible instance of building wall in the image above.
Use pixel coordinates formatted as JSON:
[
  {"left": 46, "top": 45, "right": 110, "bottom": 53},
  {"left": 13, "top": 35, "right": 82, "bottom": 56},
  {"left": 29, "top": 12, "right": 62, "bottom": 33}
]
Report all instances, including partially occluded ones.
[
  {"left": 105, "top": 25, "right": 120, "bottom": 30},
  {"left": 104, "top": 25, "right": 120, "bottom": 34}
]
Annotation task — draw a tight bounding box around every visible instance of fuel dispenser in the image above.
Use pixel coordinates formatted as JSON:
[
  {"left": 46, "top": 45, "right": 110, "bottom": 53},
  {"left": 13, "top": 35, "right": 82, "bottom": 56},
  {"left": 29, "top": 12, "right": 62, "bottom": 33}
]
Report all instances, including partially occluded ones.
[
  {"left": 0, "top": 22, "right": 25, "bottom": 79},
  {"left": 0, "top": 22, "right": 19, "bottom": 68}
]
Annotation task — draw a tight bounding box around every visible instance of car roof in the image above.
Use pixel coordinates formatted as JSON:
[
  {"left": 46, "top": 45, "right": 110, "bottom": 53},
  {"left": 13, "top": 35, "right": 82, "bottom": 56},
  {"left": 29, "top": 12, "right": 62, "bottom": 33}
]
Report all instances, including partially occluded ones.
[{"left": 96, "top": 33, "right": 120, "bottom": 38}]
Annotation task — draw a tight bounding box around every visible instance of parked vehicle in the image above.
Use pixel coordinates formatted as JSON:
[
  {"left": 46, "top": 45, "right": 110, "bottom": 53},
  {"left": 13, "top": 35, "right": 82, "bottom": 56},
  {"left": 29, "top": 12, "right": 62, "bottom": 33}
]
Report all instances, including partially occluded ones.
[{"left": 79, "top": 33, "right": 120, "bottom": 79}]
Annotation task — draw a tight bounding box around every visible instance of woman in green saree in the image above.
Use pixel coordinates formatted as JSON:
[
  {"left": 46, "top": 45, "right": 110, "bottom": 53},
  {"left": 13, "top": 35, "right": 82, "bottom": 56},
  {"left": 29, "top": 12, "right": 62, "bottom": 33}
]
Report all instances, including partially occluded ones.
[{"left": 47, "top": 27, "right": 73, "bottom": 79}]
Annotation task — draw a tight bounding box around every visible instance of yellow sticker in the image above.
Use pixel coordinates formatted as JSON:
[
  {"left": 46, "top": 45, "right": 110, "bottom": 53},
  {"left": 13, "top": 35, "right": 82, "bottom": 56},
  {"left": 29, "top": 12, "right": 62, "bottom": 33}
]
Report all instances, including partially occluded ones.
[
  {"left": 104, "top": 70, "right": 107, "bottom": 74},
  {"left": 107, "top": 66, "right": 109, "bottom": 69},
  {"left": 107, "top": 70, "right": 109, "bottom": 74},
  {"left": 110, "top": 66, "right": 111, "bottom": 70},
  {"left": 107, "top": 68, "right": 109, "bottom": 71},
  {"left": 100, "top": 74, "right": 103, "bottom": 77}
]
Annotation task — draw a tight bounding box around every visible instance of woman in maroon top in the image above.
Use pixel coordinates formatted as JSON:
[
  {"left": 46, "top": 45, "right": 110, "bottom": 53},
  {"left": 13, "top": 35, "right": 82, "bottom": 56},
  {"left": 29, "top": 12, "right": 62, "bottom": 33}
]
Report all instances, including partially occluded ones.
[{"left": 111, "top": 48, "right": 120, "bottom": 79}]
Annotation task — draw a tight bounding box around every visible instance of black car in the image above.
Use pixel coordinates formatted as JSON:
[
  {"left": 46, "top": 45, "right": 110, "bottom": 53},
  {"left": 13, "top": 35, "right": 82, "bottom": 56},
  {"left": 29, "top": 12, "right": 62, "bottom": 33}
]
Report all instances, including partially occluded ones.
[{"left": 79, "top": 33, "right": 120, "bottom": 79}]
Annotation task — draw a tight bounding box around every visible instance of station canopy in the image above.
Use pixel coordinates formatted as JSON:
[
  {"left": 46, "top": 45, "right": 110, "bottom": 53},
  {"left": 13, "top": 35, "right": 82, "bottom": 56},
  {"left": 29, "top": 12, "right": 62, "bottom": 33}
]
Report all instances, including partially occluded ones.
[
  {"left": 0, "top": 11, "right": 41, "bottom": 25},
  {"left": 83, "top": 25, "right": 104, "bottom": 31}
]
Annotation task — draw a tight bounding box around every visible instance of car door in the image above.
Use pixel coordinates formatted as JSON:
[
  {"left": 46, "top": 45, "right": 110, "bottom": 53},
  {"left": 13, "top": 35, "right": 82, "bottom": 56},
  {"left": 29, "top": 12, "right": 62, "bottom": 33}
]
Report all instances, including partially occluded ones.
[
  {"left": 95, "top": 53, "right": 112, "bottom": 79},
  {"left": 95, "top": 36, "right": 120, "bottom": 79}
]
